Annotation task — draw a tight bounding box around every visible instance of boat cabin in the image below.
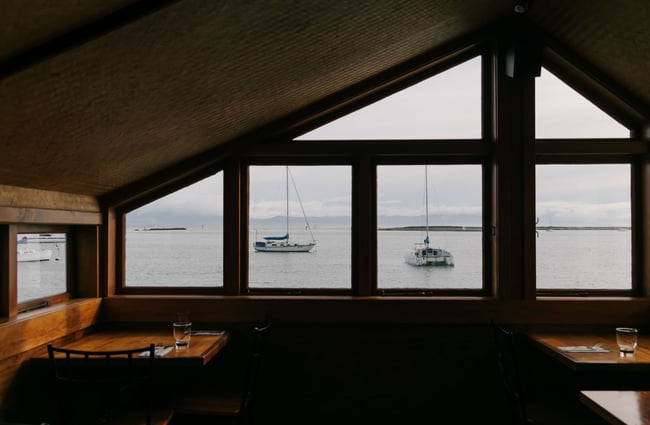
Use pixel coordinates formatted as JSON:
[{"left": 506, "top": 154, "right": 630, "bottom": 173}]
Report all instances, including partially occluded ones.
[{"left": 1, "top": 1, "right": 650, "bottom": 424}]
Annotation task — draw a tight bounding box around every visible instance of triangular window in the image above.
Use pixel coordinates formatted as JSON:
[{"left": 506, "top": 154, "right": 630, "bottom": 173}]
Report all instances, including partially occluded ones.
[
  {"left": 535, "top": 68, "right": 629, "bottom": 139},
  {"left": 296, "top": 56, "right": 481, "bottom": 140}
]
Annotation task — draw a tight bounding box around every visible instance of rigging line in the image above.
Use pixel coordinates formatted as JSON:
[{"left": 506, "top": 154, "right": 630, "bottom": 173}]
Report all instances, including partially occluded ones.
[{"left": 287, "top": 167, "right": 315, "bottom": 243}]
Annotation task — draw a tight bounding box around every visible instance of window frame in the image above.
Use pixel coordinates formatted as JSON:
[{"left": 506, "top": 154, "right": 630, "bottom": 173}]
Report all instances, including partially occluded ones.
[
  {"left": 115, "top": 168, "right": 227, "bottom": 296},
  {"left": 105, "top": 38, "right": 650, "bottom": 301},
  {"left": 15, "top": 224, "right": 73, "bottom": 313},
  {"left": 532, "top": 63, "right": 642, "bottom": 296}
]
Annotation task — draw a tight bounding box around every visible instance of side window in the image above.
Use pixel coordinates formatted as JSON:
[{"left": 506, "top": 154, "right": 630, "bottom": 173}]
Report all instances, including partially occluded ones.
[
  {"left": 17, "top": 233, "right": 67, "bottom": 305},
  {"left": 125, "top": 172, "right": 223, "bottom": 287}
]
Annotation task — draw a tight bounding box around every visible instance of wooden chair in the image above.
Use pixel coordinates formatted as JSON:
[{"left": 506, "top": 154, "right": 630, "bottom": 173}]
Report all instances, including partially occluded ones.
[
  {"left": 173, "top": 322, "right": 271, "bottom": 424},
  {"left": 47, "top": 343, "right": 174, "bottom": 425},
  {"left": 492, "top": 323, "right": 606, "bottom": 425}
]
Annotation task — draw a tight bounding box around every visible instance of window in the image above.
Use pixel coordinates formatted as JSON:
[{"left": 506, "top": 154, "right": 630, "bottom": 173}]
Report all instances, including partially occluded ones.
[
  {"left": 296, "top": 57, "right": 482, "bottom": 140},
  {"left": 535, "top": 66, "right": 634, "bottom": 293},
  {"left": 535, "top": 68, "right": 629, "bottom": 139},
  {"left": 377, "top": 165, "right": 483, "bottom": 291},
  {"left": 125, "top": 172, "right": 223, "bottom": 287},
  {"left": 535, "top": 164, "right": 631, "bottom": 291},
  {"left": 248, "top": 165, "right": 352, "bottom": 291},
  {"left": 17, "top": 232, "right": 67, "bottom": 305}
]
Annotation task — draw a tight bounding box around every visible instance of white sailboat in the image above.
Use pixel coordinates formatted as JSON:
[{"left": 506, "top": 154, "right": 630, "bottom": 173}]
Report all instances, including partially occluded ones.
[
  {"left": 404, "top": 166, "right": 454, "bottom": 267},
  {"left": 254, "top": 167, "right": 316, "bottom": 252}
]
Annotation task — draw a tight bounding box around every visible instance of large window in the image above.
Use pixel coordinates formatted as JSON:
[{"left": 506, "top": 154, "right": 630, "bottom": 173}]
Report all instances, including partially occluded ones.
[
  {"left": 535, "top": 67, "right": 633, "bottom": 293},
  {"left": 110, "top": 45, "right": 647, "bottom": 300},
  {"left": 125, "top": 172, "right": 223, "bottom": 287},
  {"left": 248, "top": 165, "right": 352, "bottom": 291}
]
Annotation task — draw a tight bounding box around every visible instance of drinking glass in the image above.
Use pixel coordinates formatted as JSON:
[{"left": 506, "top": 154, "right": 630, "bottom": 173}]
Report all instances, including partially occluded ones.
[
  {"left": 173, "top": 321, "right": 192, "bottom": 349},
  {"left": 616, "top": 327, "right": 638, "bottom": 355}
]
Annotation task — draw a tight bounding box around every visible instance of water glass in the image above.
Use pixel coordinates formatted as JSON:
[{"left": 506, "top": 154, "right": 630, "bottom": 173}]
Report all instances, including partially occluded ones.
[
  {"left": 616, "top": 327, "right": 638, "bottom": 355},
  {"left": 173, "top": 321, "right": 192, "bottom": 349}
]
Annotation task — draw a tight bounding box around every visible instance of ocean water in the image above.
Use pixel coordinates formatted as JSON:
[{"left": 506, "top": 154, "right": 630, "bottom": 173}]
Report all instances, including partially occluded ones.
[
  {"left": 124, "top": 228, "right": 631, "bottom": 291},
  {"left": 19, "top": 228, "right": 632, "bottom": 302}
]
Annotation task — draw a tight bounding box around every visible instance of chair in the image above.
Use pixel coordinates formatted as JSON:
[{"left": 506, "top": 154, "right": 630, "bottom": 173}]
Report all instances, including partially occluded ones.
[
  {"left": 492, "top": 323, "right": 606, "bottom": 425},
  {"left": 47, "top": 343, "right": 174, "bottom": 425},
  {"left": 173, "top": 322, "right": 271, "bottom": 424}
]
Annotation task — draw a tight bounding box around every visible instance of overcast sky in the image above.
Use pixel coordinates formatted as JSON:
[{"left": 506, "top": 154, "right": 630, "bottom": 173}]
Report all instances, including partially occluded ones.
[{"left": 129, "top": 59, "right": 631, "bottom": 228}]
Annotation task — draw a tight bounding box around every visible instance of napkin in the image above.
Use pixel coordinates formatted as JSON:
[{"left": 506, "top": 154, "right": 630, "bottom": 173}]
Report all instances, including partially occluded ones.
[
  {"left": 139, "top": 346, "right": 174, "bottom": 357},
  {"left": 558, "top": 345, "right": 610, "bottom": 353},
  {"left": 191, "top": 330, "right": 226, "bottom": 336}
]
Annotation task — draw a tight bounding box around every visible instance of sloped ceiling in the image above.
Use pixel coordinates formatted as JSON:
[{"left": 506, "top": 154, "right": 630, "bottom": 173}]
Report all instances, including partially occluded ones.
[{"left": 1, "top": 0, "right": 649, "bottom": 199}]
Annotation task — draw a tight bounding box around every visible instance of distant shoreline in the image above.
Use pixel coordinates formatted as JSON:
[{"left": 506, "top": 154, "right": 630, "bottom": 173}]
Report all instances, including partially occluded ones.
[
  {"left": 135, "top": 227, "right": 187, "bottom": 231},
  {"left": 380, "top": 226, "right": 630, "bottom": 231}
]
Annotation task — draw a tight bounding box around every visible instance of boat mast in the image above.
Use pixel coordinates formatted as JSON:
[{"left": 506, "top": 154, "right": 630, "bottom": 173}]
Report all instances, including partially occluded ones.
[
  {"left": 424, "top": 165, "right": 429, "bottom": 248},
  {"left": 285, "top": 166, "right": 289, "bottom": 243}
]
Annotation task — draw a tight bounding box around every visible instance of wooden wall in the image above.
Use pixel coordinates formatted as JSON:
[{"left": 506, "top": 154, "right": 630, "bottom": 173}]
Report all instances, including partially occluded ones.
[
  {"left": 0, "top": 299, "right": 100, "bottom": 422},
  {"left": 1, "top": 297, "right": 650, "bottom": 423}
]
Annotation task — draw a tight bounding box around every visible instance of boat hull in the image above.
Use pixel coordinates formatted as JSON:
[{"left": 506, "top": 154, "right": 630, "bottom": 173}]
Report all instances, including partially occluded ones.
[
  {"left": 254, "top": 242, "right": 315, "bottom": 252},
  {"left": 404, "top": 247, "right": 454, "bottom": 266}
]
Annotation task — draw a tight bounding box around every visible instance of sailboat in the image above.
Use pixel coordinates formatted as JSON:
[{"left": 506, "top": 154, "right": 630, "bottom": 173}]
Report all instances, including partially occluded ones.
[
  {"left": 253, "top": 166, "right": 316, "bottom": 252},
  {"left": 404, "top": 166, "right": 454, "bottom": 267}
]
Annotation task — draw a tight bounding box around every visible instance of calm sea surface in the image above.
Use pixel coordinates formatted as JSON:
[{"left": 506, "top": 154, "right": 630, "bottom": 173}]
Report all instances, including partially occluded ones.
[{"left": 19, "top": 228, "right": 631, "bottom": 302}]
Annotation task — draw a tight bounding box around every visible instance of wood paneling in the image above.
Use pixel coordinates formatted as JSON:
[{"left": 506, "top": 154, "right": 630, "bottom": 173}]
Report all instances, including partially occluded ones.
[
  {"left": 0, "top": 185, "right": 99, "bottom": 213},
  {"left": 100, "top": 296, "right": 650, "bottom": 325},
  {"left": 0, "top": 206, "right": 101, "bottom": 225},
  {"left": 0, "top": 298, "right": 101, "bottom": 414}
]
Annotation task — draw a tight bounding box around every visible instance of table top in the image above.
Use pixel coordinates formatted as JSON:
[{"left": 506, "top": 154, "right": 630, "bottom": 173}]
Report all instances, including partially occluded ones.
[
  {"left": 46, "top": 329, "right": 230, "bottom": 367},
  {"left": 581, "top": 390, "right": 650, "bottom": 425},
  {"left": 528, "top": 330, "right": 650, "bottom": 372}
]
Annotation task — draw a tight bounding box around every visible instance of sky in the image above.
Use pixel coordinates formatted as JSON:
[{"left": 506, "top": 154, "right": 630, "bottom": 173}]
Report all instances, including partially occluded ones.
[{"left": 128, "top": 59, "right": 632, "bottom": 229}]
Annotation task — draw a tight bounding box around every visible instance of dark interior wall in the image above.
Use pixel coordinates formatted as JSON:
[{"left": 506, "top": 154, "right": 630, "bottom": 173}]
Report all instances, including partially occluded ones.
[
  {"left": 3, "top": 323, "right": 512, "bottom": 424},
  {"left": 255, "top": 324, "right": 509, "bottom": 424}
]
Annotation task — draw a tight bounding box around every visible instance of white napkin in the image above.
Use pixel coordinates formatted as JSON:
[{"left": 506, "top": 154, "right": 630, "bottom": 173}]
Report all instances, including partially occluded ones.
[
  {"left": 139, "top": 346, "right": 174, "bottom": 357},
  {"left": 558, "top": 345, "right": 611, "bottom": 353}
]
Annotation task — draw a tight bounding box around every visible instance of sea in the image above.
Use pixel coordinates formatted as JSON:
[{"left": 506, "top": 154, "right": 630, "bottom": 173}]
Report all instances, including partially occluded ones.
[{"left": 18, "top": 228, "right": 631, "bottom": 303}]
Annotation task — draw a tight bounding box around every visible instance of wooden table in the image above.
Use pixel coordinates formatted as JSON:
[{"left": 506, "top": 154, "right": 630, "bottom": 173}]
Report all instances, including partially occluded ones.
[
  {"left": 46, "top": 329, "right": 230, "bottom": 367},
  {"left": 580, "top": 390, "right": 650, "bottom": 425},
  {"left": 528, "top": 330, "right": 650, "bottom": 373}
]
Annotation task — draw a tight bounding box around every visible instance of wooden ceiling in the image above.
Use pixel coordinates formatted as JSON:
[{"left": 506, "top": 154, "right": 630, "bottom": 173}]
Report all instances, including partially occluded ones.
[{"left": 1, "top": 0, "right": 649, "bottom": 201}]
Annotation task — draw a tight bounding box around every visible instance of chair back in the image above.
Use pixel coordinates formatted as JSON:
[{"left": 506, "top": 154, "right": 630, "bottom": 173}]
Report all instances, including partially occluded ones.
[
  {"left": 239, "top": 322, "right": 271, "bottom": 423},
  {"left": 492, "top": 323, "right": 528, "bottom": 425},
  {"left": 47, "top": 343, "right": 157, "bottom": 425}
]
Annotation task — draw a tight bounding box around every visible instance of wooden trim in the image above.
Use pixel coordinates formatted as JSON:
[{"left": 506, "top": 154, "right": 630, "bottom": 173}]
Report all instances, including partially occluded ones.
[
  {"left": 494, "top": 39, "right": 525, "bottom": 300},
  {"left": 0, "top": 207, "right": 101, "bottom": 225},
  {"left": 0, "top": 226, "right": 17, "bottom": 318},
  {"left": 104, "top": 209, "right": 117, "bottom": 297},
  {"left": 641, "top": 151, "right": 650, "bottom": 296},
  {"left": 224, "top": 158, "right": 241, "bottom": 296},
  {"left": 76, "top": 226, "right": 100, "bottom": 298},
  {"left": 100, "top": 296, "right": 650, "bottom": 325},
  {"left": 355, "top": 156, "right": 373, "bottom": 296},
  {"left": 522, "top": 75, "right": 536, "bottom": 300},
  {"left": 536, "top": 140, "right": 647, "bottom": 155},
  {"left": 543, "top": 42, "right": 650, "bottom": 131},
  {"left": 0, "top": 298, "right": 101, "bottom": 361}
]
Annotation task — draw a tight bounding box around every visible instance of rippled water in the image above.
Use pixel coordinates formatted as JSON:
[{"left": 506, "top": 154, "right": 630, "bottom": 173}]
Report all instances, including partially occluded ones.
[{"left": 19, "top": 228, "right": 631, "bottom": 302}]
